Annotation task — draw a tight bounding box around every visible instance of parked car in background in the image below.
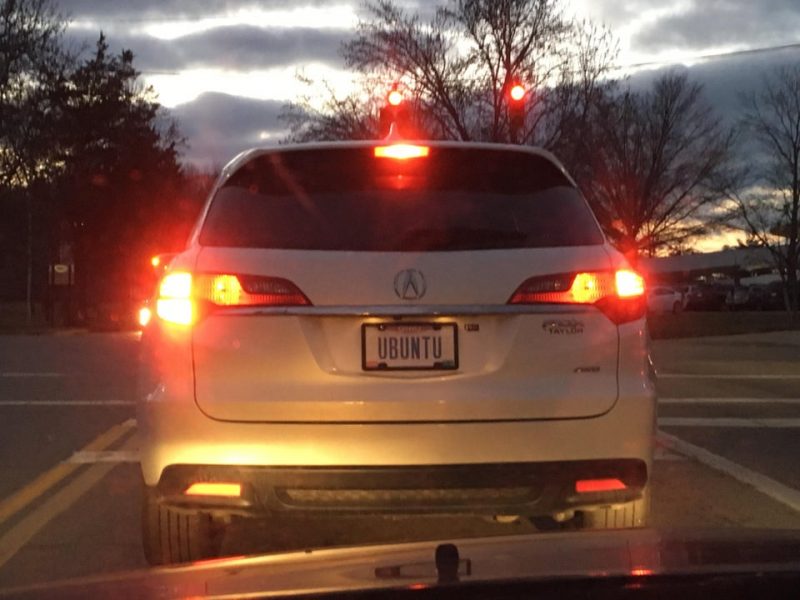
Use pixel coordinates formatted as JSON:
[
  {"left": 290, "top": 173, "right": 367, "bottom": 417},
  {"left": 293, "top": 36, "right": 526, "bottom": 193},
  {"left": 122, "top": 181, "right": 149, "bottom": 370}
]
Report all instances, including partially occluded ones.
[
  {"left": 726, "top": 285, "right": 771, "bottom": 310},
  {"left": 764, "top": 281, "right": 787, "bottom": 310},
  {"left": 647, "top": 286, "right": 684, "bottom": 314},
  {"left": 685, "top": 283, "right": 729, "bottom": 310}
]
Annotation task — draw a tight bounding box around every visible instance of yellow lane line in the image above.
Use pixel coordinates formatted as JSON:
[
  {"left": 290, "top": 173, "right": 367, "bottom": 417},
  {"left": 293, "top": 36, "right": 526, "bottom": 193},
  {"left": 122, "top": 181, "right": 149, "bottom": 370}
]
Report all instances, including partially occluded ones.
[
  {"left": 0, "top": 418, "right": 136, "bottom": 527},
  {"left": 0, "top": 435, "right": 138, "bottom": 570}
]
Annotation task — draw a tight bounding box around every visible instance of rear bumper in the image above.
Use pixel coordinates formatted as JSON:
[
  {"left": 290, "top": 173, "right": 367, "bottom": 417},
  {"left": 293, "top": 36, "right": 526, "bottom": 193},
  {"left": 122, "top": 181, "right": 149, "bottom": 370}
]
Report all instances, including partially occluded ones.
[
  {"left": 153, "top": 459, "right": 648, "bottom": 518},
  {"left": 138, "top": 317, "right": 656, "bottom": 518},
  {"left": 138, "top": 383, "right": 656, "bottom": 488}
]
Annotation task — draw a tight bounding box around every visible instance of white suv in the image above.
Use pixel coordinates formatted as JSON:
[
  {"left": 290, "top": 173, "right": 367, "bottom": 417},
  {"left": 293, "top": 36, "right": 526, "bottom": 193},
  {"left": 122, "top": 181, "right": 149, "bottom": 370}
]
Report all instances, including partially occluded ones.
[{"left": 138, "top": 141, "right": 656, "bottom": 564}]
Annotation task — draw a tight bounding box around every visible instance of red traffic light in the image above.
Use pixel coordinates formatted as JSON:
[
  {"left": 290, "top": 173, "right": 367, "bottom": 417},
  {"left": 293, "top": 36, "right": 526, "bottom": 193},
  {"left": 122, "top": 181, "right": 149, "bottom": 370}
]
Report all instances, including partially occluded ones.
[
  {"left": 509, "top": 84, "right": 526, "bottom": 102},
  {"left": 387, "top": 89, "right": 403, "bottom": 106}
]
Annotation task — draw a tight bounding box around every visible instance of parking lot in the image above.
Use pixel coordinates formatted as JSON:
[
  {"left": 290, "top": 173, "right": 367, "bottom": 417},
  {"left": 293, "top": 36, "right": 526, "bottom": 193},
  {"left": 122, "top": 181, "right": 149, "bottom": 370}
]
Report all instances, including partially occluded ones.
[{"left": 1, "top": 327, "right": 800, "bottom": 589}]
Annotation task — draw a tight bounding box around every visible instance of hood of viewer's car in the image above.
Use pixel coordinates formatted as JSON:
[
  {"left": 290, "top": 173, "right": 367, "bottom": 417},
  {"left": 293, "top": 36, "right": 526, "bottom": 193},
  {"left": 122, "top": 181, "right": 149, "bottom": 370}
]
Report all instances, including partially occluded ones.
[{"left": 2, "top": 529, "right": 800, "bottom": 599}]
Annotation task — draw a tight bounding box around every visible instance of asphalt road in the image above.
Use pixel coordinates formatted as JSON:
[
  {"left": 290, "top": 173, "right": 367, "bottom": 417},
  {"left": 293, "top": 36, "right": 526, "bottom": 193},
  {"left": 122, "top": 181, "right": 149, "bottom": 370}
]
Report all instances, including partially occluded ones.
[{"left": 1, "top": 329, "right": 800, "bottom": 590}]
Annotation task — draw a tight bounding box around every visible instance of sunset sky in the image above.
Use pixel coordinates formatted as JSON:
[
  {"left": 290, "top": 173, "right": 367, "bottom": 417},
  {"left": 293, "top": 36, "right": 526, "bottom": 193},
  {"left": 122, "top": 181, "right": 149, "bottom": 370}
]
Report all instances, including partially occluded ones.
[{"left": 56, "top": 0, "right": 800, "bottom": 251}]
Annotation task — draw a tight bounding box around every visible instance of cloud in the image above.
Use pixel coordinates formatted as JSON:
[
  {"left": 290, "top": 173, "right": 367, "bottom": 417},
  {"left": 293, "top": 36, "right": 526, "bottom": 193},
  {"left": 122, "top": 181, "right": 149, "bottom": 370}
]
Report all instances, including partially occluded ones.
[
  {"left": 626, "top": 46, "right": 800, "bottom": 127},
  {"left": 57, "top": 0, "right": 334, "bottom": 20},
  {"left": 354, "top": 0, "right": 440, "bottom": 21},
  {"left": 65, "top": 25, "right": 348, "bottom": 72},
  {"left": 632, "top": 0, "right": 800, "bottom": 53},
  {"left": 168, "top": 92, "right": 286, "bottom": 167}
]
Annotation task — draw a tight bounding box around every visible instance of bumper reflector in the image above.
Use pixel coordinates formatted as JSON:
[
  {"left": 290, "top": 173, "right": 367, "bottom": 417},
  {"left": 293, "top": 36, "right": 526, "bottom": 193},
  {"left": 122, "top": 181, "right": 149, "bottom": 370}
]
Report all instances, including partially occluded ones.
[
  {"left": 575, "top": 478, "right": 626, "bottom": 493},
  {"left": 184, "top": 482, "right": 242, "bottom": 497}
]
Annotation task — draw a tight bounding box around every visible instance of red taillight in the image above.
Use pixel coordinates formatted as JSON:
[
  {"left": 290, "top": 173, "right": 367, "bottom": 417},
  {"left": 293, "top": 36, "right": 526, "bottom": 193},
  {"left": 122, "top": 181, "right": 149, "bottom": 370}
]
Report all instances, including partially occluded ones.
[
  {"left": 155, "top": 272, "right": 311, "bottom": 325},
  {"left": 616, "top": 269, "right": 645, "bottom": 297},
  {"left": 374, "top": 144, "right": 430, "bottom": 160},
  {"left": 194, "top": 274, "right": 311, "bottom": 307},
  {"left": 575, "top": 478, "right": 627, "bottom": 493},
  {"left": 156, "top": 272, "right": 194, "bottom": 325},
  {"left": 138, "top": 306, "right": 152, "bottom": 327},
  {"left": 508, "top": 269, "right": 645, "bottom": 324}
]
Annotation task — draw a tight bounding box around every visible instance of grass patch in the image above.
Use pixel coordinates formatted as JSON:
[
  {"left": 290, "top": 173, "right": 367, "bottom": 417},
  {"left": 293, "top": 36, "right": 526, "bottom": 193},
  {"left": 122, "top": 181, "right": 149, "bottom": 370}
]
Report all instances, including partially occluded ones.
[{"left": 648, "top": 310, "right": 800, "bottom": 339}]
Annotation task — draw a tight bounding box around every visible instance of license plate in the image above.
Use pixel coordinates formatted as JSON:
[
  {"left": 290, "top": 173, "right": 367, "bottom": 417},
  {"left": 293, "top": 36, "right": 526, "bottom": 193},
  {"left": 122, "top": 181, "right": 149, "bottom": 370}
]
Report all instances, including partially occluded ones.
[{"left": 362, "top": 323, "right": 458, "bottom": 371}]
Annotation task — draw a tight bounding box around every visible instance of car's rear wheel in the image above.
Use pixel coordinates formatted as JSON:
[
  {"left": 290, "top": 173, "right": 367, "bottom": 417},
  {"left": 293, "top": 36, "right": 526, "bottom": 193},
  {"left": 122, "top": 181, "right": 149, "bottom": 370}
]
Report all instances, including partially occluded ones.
[
  {"left": 142, "top": 485, "right": 224, "bottom": 565},
  {"left": 579, "top": 487, "right": 649, "bottom": 530}
]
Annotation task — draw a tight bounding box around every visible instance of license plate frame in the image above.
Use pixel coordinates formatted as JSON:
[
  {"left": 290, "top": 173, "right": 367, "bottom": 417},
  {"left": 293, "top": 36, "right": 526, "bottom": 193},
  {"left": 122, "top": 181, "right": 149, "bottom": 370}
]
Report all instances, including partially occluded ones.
[{"left": 361, "top": 322, "right": 459, "bottom": 371}]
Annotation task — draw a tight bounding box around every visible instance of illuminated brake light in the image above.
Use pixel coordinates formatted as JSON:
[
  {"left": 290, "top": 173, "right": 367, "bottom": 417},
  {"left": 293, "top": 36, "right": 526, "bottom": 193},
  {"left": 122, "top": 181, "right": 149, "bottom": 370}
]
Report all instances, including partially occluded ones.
[
  {"left": 160, "top": 272, "right": 191, "bottom": 297},
  {"left": 154, "top": 273, "right": 310, "bottom": 325},
  {"left": 575, "top": 478, "right": 627, "bottom": 493},
  {"left": 616, "top": 269, "right": 645, "bottom": 298},
  {"left": 508, "top": 268, "right": 646, "bottom": 324},
  {"left": 150, "top": 255, "right": 160, "bottom": 268},
  {"left": 208, "top": 274, "right": 244, "bottom": 306},
  {"left": 156, "top": 272, "right": 194, "bottom": 325},
  {"left": 138, "top": 306, "right": 152, "bottom": 327},
  {"left": 184, "top": 482, "right": 242, "bottom": 497},
  {"left": 508, "top": 272, "right": 614, "bottom": 305},
  {"left": 195, "top": 274, "right": 311, "bottom": 307},
  {"left": 569, "top": 272, "right": 605, "bottom": 303},
  {"left": 374, "top": 144, "right": 430, "bottom": 160}
]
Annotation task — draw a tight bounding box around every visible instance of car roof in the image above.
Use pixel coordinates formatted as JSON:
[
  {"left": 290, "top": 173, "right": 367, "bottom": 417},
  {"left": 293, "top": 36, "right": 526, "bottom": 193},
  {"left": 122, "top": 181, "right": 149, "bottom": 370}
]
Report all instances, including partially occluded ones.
[{"left": 217, "top": 140, "right": 577, "bottom": 189}]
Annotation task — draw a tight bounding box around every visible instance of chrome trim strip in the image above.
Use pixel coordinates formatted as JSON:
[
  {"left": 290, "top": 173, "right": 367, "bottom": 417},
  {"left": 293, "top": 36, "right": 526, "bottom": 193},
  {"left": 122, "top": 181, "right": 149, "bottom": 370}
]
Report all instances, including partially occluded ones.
[{"left": 214, "top": 304, "right": 594, "bottom": 317}]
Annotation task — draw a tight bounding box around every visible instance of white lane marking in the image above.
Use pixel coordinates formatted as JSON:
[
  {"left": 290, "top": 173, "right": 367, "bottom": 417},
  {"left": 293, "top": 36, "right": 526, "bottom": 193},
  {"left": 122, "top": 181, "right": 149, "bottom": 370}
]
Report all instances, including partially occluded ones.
[
  {"left": 0, "top": 372, "right": 65, "bottom": 378},
  {"left": 0, "top": 400, "right": 134, "bottom": 406},
  {"left": 69, "top": 450, "right": 140, "bottom": 464},
  {"left": 659, "top": 373, "right": 800, "bottom": 380},
  {"left": 659, "top": 417, "right": 800, "bottom": 428},
  {"left": 660, "top": 397, "right": 800, "bottom": 405},
  {"left": 657, "top": 430, "right": 800, "bottom": 513}
]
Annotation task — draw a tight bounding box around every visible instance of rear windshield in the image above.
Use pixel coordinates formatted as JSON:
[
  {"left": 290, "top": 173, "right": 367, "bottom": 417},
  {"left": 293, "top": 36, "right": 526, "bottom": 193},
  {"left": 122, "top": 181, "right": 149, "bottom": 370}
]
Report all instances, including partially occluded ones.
[{"left": 199, "top": 146, "right": 604, "bottom": 251}]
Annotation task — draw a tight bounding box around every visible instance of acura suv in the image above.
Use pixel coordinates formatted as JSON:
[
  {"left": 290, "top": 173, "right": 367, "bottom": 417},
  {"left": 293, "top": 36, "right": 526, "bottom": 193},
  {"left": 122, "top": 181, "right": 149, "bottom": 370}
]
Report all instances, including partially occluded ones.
[{"left": 138, "top": 140, "right": 656, "bottom": 565}]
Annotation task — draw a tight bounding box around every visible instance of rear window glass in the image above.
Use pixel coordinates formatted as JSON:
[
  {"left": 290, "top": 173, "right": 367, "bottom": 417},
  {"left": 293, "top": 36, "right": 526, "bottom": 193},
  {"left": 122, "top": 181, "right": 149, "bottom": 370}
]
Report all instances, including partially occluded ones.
[{"left": 199, "top": 146, "right": 604, "bottom": 251}]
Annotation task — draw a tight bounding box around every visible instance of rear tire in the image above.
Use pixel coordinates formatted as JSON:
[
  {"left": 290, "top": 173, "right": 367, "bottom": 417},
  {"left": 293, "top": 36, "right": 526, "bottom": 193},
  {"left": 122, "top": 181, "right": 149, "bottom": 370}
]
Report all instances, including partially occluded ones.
[
  {"left": 142, "top": 485, "right": 224, "bottom": 565},
  {"left": 579, "top": 487, "right": 649, "bottom": 530}
]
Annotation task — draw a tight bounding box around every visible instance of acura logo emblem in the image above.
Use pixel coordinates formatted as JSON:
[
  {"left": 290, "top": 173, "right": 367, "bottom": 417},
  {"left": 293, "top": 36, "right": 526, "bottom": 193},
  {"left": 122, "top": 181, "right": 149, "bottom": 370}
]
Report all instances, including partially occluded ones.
[{"left": 394, "top": 269, "right": 426, "bottom": 300}]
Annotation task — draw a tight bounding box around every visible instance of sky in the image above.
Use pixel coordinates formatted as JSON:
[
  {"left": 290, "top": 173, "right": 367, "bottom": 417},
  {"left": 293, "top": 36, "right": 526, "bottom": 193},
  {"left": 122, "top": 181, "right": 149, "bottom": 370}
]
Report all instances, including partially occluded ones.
[{"left": 58, "top": 0, "right": 800, "bottom": 250}]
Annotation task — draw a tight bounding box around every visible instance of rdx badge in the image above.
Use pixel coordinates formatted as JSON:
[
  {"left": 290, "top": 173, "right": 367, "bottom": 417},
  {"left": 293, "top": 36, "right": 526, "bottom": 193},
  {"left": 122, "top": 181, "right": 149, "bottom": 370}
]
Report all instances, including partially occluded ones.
[{"left": 542, "top": 320, "right": 584, "bottom": 335}]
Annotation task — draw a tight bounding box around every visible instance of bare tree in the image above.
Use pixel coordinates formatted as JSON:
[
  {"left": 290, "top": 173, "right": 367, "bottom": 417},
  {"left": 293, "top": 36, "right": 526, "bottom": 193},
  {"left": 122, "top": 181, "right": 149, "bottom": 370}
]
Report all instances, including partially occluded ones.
[
  {"left": 581, "top": 71, "right": 737, "bottom": 257},
  {"left": 282, "top": 3, "right": 734, "bottom": 259},
  {"left": 730, "top": 66, "right": 800, "bottom": 313},
  {"left": 0, "top": 0, "right": 67, "bottom": 320},
  {"left": 281, "top": 77, "right": 382, "bottom": 142},
  {"left": 284, "top": 0, "right": 617, "bottom": 144}
]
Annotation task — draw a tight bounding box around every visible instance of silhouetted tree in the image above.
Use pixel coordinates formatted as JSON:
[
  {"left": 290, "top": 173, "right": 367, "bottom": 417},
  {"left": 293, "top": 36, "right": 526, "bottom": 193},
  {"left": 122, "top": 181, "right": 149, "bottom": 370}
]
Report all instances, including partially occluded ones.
[
  {"left": 54, "top": 34, "right": 185, "bottom": 317},
  {"left": 580, "top": 71, "right": 737, "bottom": 257},
  {"left": 731, "top": 66, "right": 800, "bottom": 313},
  {"left": 0, "top": 0, "right": 67, "bottom": 319}
]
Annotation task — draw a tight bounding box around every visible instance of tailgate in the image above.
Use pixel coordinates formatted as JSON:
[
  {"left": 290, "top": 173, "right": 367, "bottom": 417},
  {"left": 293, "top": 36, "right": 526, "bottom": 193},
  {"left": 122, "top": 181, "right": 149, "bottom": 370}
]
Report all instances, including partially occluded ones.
[{"left": 192, "top": 247, "right": 618, "bottom": 423}]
